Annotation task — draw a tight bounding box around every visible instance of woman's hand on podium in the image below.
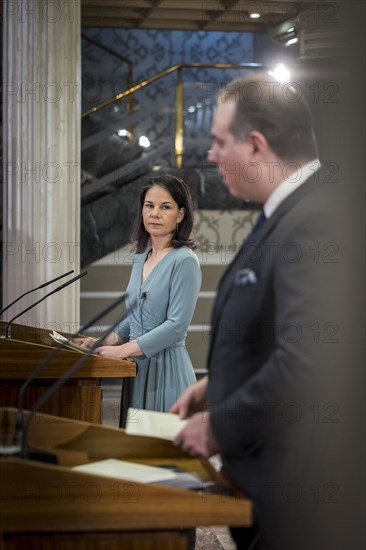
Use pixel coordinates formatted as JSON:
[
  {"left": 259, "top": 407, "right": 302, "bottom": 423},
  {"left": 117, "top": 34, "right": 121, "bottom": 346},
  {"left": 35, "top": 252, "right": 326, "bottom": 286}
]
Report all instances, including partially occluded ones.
[
  {"left": 93, "top": 340, "right": 142, "bottom": 360},
  {"left": 73, "top": 331, "right": 121, "bottom": 349},
  {"left": 72, "top": 336, "right": 96, "bottom": 348}
]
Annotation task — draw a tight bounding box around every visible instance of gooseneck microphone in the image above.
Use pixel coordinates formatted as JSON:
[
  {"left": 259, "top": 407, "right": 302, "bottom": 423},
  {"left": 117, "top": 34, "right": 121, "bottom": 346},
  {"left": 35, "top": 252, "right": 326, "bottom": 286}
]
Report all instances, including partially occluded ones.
[
  {"left": 14, "top": 292, "right": 128, "bottom": 438},
  {"left": 0, "top": 269, "right": 75, "bottom": 316},
  {"left": 20, "top": 297, "right": 137, "bottom": 463},
  {"left": 5, "top": 271, "right": 88, "bottom": 339}
]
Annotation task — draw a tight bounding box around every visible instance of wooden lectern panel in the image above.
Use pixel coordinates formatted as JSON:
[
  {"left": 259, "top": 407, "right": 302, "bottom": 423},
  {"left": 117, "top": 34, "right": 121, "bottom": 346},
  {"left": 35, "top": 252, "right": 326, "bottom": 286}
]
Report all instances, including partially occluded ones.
[
  {"left": 0, "top": 383, "right": 102, "bottom": 423},
  {"left": 0, "top": 322, "right": 136, "bottom": 423},
  {"left": 0, "top": 408, "right": 252, "bottom": 550},
  {"left": 4, "top": 532, "right": 187, "bottom": 550},
  {"left": 0, "top": 338, "right": 136, "bottom": 378}
]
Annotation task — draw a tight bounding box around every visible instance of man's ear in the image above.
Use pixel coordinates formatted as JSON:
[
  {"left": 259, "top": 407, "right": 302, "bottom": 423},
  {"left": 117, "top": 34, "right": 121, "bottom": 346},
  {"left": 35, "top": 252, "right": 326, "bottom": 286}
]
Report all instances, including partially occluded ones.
[{"left": 246, "top": 130, "right": 270, "bottom": 159}]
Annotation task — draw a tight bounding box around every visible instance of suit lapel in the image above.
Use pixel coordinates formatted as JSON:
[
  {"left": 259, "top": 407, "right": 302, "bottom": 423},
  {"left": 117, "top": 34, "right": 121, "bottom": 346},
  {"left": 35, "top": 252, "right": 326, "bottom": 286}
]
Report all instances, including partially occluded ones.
[{"left": 208, "top": 170, "right": 324, "bottom": 366}]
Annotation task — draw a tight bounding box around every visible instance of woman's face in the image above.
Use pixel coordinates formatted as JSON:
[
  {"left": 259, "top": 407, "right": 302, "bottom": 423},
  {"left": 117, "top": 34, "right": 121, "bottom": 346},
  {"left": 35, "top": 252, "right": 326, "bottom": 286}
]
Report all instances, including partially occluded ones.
[{"left": 142, "top": 185, "right": 185, "bottom": 239}]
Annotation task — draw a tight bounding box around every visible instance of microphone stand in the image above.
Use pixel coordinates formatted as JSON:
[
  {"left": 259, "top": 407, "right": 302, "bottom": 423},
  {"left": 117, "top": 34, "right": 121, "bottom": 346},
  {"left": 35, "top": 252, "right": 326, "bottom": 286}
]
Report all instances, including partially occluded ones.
[
  {"left": 20, "top": 300, "right": 136, "bottom": 463},
  {"left": 5, "top": 271, "right": 88, "bottom": 339},
  {"left": 0, "top": 269, "right": 74, "bottom": 316},
  {"left": 15, "top": 292, "right": 128, "bottom": 441}
]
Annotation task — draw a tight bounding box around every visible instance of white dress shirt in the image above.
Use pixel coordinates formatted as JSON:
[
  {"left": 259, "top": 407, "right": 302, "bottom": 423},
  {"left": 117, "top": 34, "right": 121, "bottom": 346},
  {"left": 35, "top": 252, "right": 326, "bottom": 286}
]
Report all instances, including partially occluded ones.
[{"left": 264, "top": 159, "right": 321, "bottom": 219}]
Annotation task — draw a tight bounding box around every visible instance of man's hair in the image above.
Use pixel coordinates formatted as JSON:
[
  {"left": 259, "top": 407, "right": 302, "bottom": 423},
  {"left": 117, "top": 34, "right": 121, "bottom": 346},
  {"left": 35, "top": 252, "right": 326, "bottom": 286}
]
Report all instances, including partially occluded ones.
[
  {"left": 132, "top": 174, "right": 196, "bottom": 253},
  {"left": 222, "top": 72, "right": 318, "bottom": 162}
]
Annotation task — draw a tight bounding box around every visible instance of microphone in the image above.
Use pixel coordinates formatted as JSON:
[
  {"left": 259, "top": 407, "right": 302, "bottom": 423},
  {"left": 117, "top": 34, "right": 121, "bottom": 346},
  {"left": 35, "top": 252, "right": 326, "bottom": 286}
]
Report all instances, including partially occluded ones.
[
  {"left": 14, "top": 292, "right": 129, "bottom": 438},
  {"left": 5, "top": 271, "right": 88, "bottom": 339},
  {"left": 141, "top": 291, "right": 148, "bottom": 300},
  {"left": 20, "top": 297, "right": 137, "bottom": 463},
  {"left": 0, "top": 269, "right": 74, "bottom": 316}
]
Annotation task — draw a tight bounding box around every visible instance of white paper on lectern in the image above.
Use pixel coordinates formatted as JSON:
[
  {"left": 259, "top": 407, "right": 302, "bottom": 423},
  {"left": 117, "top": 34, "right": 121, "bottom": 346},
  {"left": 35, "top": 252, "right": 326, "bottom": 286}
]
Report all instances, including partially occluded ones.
[
  {"left": 50, "top": 330, "right": 88, "bottom": 353},
  {"left": 125, "top": 408, "right": 188, "bottom": 440},
  {"left": 73, "top": 458, "right": 177, "bottom": 483}
]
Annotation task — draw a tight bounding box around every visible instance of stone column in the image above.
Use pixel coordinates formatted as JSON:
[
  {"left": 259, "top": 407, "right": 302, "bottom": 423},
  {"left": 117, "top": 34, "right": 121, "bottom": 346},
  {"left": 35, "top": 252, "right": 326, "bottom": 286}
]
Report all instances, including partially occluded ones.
[{"left": 2, "top": 0, "right": 81, "bottom": 333}]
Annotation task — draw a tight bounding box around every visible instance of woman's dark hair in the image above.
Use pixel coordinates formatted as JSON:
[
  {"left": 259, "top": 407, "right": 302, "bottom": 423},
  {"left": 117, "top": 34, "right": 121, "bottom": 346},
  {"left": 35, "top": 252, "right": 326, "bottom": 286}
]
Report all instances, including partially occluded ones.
[{"left": 132, "top": 174, "right": 197, "bottom": 253}]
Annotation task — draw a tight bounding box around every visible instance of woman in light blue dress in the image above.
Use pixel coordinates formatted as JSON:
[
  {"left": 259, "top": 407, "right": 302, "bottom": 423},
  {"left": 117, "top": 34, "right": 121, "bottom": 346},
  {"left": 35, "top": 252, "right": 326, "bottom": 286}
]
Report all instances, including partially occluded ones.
[{"left": 86, "top": 175, "right": 201, "bottom": 425}]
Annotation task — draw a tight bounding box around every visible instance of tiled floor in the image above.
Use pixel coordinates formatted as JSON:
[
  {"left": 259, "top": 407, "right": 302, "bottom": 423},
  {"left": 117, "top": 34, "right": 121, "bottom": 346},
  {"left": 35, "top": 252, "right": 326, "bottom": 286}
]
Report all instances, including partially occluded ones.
[
  {"left": 196, "top": 526, "right": 236, "bottom": 549},
  {"left": 101, "top": 384, "right": 237, "bottom": 549}
]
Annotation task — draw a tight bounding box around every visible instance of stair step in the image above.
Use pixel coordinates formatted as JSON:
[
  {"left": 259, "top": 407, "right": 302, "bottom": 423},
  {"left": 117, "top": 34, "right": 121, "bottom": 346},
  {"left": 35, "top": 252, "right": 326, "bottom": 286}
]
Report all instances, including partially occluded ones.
[{"left": 186, "top": 328, "right": 211, "bottom": 373}]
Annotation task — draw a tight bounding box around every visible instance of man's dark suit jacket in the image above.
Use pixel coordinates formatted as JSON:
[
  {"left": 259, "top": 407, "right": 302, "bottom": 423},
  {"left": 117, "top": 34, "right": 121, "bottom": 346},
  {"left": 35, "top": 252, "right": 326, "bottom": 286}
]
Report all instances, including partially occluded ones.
[{"left": 207, "top": 168, "right": 340, "bottom": 549}]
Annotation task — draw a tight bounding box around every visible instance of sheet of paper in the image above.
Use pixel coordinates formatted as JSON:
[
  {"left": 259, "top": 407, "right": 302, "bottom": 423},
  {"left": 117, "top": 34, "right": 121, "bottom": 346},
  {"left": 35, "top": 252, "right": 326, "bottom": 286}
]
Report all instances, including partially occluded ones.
[
  {"left": 73, "top": 458, "right": 177, "bottom": 483},
  {"left": 50, "top": 330, "right": 88, "bottom": 354},
  {"left": 125, "top": 408, "right": 188, "bottom": 441}
]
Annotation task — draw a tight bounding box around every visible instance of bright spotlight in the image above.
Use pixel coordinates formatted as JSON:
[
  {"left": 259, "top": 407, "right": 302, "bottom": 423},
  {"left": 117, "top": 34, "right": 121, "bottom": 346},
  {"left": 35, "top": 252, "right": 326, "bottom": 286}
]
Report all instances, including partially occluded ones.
[{"left": 268, "top": 64, "right": 291, "bottom": 82}]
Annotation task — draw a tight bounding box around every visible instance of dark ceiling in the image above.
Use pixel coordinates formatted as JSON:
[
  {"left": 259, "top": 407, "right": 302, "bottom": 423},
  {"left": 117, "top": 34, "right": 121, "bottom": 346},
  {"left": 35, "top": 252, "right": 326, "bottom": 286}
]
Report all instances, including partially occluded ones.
[
  {"left": 0, "top": 1, "right": 338, "bottom": 60},
  {"left": 80, "top": 0, "right": 315, "bottom": 32}
]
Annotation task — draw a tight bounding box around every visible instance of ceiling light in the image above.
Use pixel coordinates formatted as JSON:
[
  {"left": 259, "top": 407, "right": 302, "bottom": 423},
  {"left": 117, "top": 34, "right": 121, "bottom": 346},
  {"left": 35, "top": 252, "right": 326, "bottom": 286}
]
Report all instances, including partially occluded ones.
[
  {"left": 285, "top": 37, "right": 298, "bottom": 47},
  {"left": 268, "top": 20, "right": 298, "bottom": 48},
  {"left": 139, "top": 136, "right": 151, "bottom": 148},
  {"left": 117, "top": 129, "right": 130, "bottom": 137},
  {"left": 249, "top": 13, "right": 261, "bottom": 19}
]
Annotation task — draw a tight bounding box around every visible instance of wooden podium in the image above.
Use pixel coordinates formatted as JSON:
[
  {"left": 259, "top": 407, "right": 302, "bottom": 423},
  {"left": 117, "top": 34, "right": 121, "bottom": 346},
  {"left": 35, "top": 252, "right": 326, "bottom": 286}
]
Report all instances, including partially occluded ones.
[
  {"left": 0, "top": 321, "right": 136, "bottom": 423},
  {"left": 0, "top": 407, "right": 252, "bottom": 549}
]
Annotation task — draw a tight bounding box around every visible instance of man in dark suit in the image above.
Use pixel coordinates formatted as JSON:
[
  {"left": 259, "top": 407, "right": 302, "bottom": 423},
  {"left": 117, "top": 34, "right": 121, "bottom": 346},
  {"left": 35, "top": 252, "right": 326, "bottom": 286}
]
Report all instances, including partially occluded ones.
[{"left": 171, "top": 73, "right": 341, "bottom": 549}]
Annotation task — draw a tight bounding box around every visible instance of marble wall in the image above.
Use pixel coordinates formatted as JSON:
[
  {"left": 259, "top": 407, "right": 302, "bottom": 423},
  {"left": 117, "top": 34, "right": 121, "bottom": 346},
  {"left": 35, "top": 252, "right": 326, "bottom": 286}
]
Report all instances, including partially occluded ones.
[{"left": 96, "top": 208, "right": 259, "bottom": 268}]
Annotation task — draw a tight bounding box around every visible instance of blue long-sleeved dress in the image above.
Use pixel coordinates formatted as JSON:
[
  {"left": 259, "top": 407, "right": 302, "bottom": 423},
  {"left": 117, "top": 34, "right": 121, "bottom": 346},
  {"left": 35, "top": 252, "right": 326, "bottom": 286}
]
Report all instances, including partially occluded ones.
[{"left": 116, "top": 246, "right": 201, "bottom": 418}]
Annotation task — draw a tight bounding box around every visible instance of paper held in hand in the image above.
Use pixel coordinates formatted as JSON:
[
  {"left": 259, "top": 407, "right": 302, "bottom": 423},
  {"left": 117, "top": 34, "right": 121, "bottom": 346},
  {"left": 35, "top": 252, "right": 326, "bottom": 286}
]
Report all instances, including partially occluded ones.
[
  {"left": 125, "top": 408, "right": 188, "bottom": 441},
  {"left": 126, "top": 408, "right": 223, "bottom": 473},
  {"left": 49, "top": 330, "right": 89, "bottom": 354}
]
